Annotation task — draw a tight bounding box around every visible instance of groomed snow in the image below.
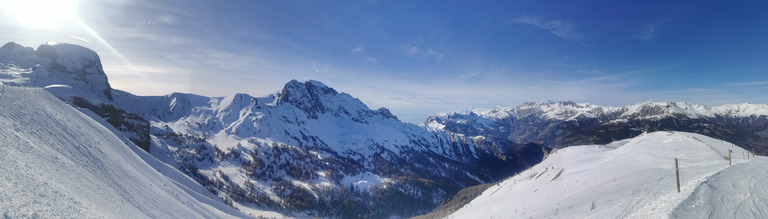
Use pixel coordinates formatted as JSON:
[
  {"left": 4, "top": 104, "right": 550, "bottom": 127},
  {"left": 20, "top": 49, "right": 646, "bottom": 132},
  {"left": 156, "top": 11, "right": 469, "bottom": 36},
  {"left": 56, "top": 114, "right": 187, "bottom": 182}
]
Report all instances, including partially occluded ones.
[
  {"left": 0, "top": 86, "right": 244, "bottom": 218},
  {"left": 449, "top": 131, "right": 758, "bottom": 218},
  {"left": 671, "top": 156, "right": 768, "bottom": 218}
]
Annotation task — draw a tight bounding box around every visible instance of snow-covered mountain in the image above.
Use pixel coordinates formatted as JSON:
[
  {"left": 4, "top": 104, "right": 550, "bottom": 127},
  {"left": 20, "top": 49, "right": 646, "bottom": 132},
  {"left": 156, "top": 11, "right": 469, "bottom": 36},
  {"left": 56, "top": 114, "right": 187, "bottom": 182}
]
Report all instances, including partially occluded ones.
[
  {"left": 0, "top": 84, "right": 247, "bottom": 218},
  {"left": 0, "top": 42, "right": 113, "bottom": 101},
  {"left": 6, "top": 41, "right": 768, "bottom": 218},
  {"left": 448, "top": 131, "right": 766, "bottom": 218},
  {"left": 0, "top": 42, "right": 151, "bottom": 151},
  {"left": 1, "top": 42, "right": 549, "bottom": 217},
  {"left": 111, "top": 79, "right": 549, "bottom": 217},
  {"left": 428, "top": 101, "right": 768, "bottom": 154}
]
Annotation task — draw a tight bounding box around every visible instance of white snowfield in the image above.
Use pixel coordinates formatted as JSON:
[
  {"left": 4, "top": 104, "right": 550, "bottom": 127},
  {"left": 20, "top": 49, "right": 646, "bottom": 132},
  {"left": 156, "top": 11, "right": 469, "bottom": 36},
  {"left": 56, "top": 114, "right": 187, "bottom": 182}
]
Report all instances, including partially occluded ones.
[
  {"left": 450, "top": 131, "right": 765, "bottom": 218},
  {"left": 0, "top": 85, "right": 245, "bottom": 218}
]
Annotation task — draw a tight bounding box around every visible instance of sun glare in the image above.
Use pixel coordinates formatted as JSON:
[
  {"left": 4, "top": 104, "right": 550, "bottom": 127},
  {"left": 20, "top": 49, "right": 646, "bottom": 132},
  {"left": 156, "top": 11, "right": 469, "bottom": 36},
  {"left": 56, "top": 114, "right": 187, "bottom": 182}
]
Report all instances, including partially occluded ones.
[{"left": 3, "top": 0, "right": 79, "bottom": 29}]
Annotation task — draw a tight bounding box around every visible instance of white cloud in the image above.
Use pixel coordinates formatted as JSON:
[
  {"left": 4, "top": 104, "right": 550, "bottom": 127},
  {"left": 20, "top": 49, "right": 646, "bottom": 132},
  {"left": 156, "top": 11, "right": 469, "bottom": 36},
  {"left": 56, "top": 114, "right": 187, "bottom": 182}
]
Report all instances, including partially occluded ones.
[
  {"left": 405, "top": 45, "right": 418, "bottom": 55},
  {"left": 365, "top": 56, "right": 379, "bottom": 63},
  {"left": 427, "top": 49, "right": 444, "bottom": 62},
  {"left": 157, "top": 14, "right": 176, "bottom": 25},
  {"left": 350, "top": 46, "right": 364, "bottom": 53},
  {"left": 638, "top": 24, "right": 658, "bottom": 40},
  {"left": 458, "top": 71, "right": 480, "bottom": 79},
  {"left": 136, "top": 13, "right": 176, "bottom": 27},
  {"left": 311, "top": 61, "right": 335, "bottom": 73},
  {"left": 727, "top": 81, "right": 768, "bottom": 87},
  {"left": 637, "top": 20, "right": 672, "bottom": 41},
  {"left": 511, "top": 17, "right": 583, "bottom": 41}
]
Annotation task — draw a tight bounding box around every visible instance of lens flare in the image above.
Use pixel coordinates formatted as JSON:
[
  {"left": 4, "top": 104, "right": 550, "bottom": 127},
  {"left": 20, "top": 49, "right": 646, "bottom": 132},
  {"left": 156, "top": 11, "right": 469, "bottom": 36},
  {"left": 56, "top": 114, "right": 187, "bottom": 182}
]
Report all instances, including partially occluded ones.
[{"left": 3, "top": 0, "right": 79, "bottom": 29}]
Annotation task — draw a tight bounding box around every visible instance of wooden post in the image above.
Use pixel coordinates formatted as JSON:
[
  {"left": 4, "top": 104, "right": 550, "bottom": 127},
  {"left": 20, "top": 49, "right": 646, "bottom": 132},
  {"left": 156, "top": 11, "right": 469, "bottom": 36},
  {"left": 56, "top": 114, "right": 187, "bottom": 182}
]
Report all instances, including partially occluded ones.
[
  {"left": 675, "top": 158, "right": 681, "bottom": 193},
  {"left": 729, "top": 150, "right": 732, "bottom": 166}
]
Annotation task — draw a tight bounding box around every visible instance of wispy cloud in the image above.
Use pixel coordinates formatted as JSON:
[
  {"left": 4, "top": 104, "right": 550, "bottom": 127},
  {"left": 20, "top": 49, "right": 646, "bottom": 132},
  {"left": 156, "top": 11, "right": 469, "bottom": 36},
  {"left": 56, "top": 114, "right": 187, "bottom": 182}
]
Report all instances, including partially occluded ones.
[
  {"left": 350, "top": 46, "right": 364, "bottom": 53},
  {"left": 427, "top": 49, "right": 445, "bottom": 62},
  {"left": 727, "top": 81, "right": 768, "bottom": 87},
  {"left": 637, "top": 20, "right": 672, "bottom": 41},
  {"left": 364, "top": 56, "right": 379, "bottom": 63},
  {"left": 349, "top": 46, "right": 379, "bottom": 63},
  {"left": 136, "top": 13, "right": 177, "bottom": 27},
  {"left": 511, "top": 17, "right": 583, "bottom": 41},
  {"left": 458, "top": 71, "right": 480, "bottom": 79},
  {"left": 405, "top": 45, "right": 419, "bottom": 55},
  {"left": 575, "top": 69, "right": 605, "bottom": 75},
  {"left": 311, "top": 61, "right": 335, "bottom": 73},
  {"left": 638, "top": 24, "right": 658, "bottom": 40}
]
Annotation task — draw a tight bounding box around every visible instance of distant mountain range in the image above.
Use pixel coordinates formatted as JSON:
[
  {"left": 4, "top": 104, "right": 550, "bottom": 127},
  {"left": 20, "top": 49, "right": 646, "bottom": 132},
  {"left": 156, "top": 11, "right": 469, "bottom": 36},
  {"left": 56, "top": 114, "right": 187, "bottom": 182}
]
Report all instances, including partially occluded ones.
[
  {"left": 428, "top": 101, "right": 768, "bottom": 154},
  {"left": 2, "top": 42, "right": 767, "bottom": 217}
]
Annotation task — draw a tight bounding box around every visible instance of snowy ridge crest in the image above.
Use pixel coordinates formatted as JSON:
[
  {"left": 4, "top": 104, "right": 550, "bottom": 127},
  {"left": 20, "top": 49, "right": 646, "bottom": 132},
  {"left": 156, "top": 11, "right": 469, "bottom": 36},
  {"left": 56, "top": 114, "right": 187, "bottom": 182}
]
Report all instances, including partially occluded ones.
[
  {"left": 0, "top": 42, "right": 112, "bottom": 100},
  {"left": 450, "top": 131, "right": 762, "bottom": 218},
  {"left": 277, "top": 79, "right": 398, "bottom": 122},
  {"left": 431, "top": 101, "right": 768, "bottom": 125}
]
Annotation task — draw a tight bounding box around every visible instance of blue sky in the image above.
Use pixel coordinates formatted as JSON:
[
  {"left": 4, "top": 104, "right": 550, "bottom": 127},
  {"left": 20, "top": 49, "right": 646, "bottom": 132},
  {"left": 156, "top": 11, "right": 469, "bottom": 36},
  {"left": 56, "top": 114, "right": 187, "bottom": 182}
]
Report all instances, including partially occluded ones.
[{"left": 3, "top": 0, "right": 768, "bottom": 122}]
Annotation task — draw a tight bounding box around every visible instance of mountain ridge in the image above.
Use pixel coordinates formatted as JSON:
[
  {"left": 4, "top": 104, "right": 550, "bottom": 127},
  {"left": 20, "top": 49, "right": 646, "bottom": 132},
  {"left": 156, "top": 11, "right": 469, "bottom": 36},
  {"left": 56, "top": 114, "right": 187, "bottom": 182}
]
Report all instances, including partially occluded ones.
[
  {"left": 428, "top": 101, "right": 768, "bottom": 154},
  {"left": 4, "top": 41, "right": 768, "bottom": 217},
  {"left": 0, "top": 42, "right": 539, "bottom": 217},
  {"left": 448, "top": 131, "right": 765, "bottom": 218}
]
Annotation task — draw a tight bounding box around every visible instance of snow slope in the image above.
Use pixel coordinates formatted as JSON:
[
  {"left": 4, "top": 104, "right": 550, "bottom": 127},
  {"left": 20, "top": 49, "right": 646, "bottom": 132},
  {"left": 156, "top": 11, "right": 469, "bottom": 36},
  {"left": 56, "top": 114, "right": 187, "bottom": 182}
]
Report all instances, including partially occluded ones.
[
  {"left": 449, "top": 131, "right": 757, "bottom": 218},
  {"left": 0, "top": 85, "right": 244, "bottom": 218},
  {"left": 672, "top": 156, "right": 768, "bottom": 218}
]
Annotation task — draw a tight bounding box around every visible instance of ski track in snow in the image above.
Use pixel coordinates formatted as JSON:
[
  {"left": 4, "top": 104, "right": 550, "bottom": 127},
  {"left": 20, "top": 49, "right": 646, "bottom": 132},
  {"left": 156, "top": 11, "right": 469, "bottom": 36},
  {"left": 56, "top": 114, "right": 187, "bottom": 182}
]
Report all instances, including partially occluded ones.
[{"left": 671, "top": 156, "right": 768, "bottom": 218}]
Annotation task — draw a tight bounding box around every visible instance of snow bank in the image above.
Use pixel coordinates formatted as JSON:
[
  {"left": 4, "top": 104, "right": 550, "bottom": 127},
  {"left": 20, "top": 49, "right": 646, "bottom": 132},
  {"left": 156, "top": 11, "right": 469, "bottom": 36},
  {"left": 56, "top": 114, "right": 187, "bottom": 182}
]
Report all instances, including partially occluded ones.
[{"left": 449, "top": 131, "right": 755, "bottom": 218}]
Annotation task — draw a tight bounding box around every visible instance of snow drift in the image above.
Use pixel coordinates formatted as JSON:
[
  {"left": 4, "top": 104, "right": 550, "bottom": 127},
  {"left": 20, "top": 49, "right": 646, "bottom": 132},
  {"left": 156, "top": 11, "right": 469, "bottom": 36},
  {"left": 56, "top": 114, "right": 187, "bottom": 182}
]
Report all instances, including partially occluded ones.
[
  {"left": 450, "top": 131, "right": 762, "bottom": 218},
  {"left": 0, "top": 85, "right": 244, "bottom": 218}
]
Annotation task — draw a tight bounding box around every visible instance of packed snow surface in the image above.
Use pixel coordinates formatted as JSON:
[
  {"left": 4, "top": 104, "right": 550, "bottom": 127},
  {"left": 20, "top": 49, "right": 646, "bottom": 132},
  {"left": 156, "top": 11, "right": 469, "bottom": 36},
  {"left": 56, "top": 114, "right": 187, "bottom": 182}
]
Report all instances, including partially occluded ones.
[
  {"left": 671, "top": 156, "right": 768, "bottom": 218},
  {"left": 450, "top": 131, "right": 761, "bottom": 218},
  {"left": 0, "top": 86, "right": 243, "bottom": 218}
]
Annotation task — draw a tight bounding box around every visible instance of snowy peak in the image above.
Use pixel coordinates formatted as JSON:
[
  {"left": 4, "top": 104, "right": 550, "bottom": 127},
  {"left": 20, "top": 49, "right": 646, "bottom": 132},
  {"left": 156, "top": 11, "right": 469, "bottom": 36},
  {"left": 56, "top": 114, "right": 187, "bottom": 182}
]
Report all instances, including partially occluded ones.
[
  {"left": 219, "top": 93, "right": 257, "bottom": 111},
  {"left": 0, "top": 42, "right": 112, "bottom": 100},
  {"left": 278, "top": 79, "right": 338, "bottom": 102},
  {"left": 515, "top": 101, "right": 609, "bottom": 120},
  {"left": 277, "top": 80, "right": 340, "bottom": 119},
  {"left": 0, "top": 42, "right": 35, "bottom": 55},
  {"left": 619, "top": 101, "right": 768, "bottom": 119},
  {"left": 277, "top": 79, "right": 398, "bottom": 122},
  {"left": 438, "top": 101, "right": 768, "bottom": 123},
  {"left": 428, "top": 100, "right": 768, "bottom": 151},
  {"left": 712, "top": 103, "right": 768, "bottom": 117},
  {"left": 35, "top": 42, "right": 100, "bottom": 64}
]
